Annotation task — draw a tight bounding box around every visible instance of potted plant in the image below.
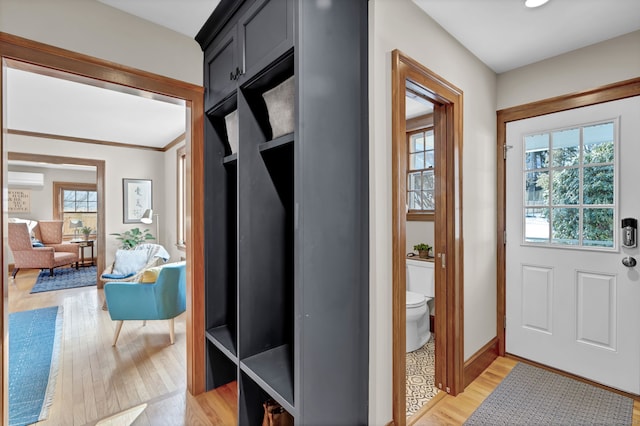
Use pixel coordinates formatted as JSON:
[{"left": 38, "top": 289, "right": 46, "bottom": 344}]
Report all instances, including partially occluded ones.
[
  {"left": 110, "top": 227, "right": 155, "bottom": 249},
  {"left": 80, "top": 226, "right": 93, "bottom": 240},
  {"left": 413, "top": 243, "right": 432, "bottom": 259}
]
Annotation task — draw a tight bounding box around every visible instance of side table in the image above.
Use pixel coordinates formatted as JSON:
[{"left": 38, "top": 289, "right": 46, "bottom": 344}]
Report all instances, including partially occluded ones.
[{"left": 71, "top": 240, "right": 95, "bottom": 267}]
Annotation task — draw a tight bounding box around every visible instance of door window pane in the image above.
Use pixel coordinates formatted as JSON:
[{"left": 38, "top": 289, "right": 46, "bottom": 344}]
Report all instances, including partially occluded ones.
[
  {"left": 525, "top": 171, "right": 547, "bottom": 205},
  {"left": 522, "top": 120, "right": 616, "bottom": 250},
  {"left": 584, "top": 122, "right": 614, "bottom": 164},
  {"left": 583, "top": 208, "right": 614, "bottom": 248},
  {"left": 551, "top": 168, "right": 579, "bottom": 205},
  {"left": 583, "top": 165, "right": 614, "bottom": 205},
  {"left": 525, "top": 208, "right": 549, "bottom": 243},
  {"left": 552, "top": 128, "right": 580, "bottom": 167},
  {"left": 525, "top": 133, "right": 549, "bottom": 170},
  {"left": 551, "top": 208, "right": 579, "bottom": 245},
  {"left": 410, "top": 133, "right": 424, "bottom": 153}
]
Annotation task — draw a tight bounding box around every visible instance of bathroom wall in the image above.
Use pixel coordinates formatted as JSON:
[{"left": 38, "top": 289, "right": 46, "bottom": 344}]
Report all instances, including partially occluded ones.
[{"left": 406, "top": 221, "right": 435, "bottom": 255}]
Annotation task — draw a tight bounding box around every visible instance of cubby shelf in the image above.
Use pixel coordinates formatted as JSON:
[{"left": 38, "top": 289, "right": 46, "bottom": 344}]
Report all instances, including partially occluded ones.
[
  {"left": 240, "top": 344, "right": 294, "bottom": 413},
  {"left": 223, "top": 153, "right": 238, "bottom": 164},
  {"left": 258, "top": 133, "right": 294, "bottom": 153},
  {"left": 206, "top": 325, "right": 237, "bottom": 363}
]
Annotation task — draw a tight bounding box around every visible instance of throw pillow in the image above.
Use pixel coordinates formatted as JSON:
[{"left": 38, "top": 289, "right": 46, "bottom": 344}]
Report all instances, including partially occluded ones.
[
  {"left": 140, "top": 261, "right": 186, "bottom": 283},
  {"left": 112, "top": 249, "right": 148, "bottom": 276}
]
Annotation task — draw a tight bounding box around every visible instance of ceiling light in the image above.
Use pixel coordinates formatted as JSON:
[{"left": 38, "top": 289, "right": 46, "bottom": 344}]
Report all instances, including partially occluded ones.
[{"left": 525, "top": 0, "right": 549, "bottom": 8}]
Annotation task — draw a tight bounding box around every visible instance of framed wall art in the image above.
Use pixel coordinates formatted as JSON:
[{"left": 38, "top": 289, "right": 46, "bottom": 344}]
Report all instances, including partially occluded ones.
[{"left": 123, "top": 178, "right": 152, "bottom": 223}]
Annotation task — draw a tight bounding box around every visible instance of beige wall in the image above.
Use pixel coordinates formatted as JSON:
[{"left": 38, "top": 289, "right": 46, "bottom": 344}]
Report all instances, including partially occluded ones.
[
  {"left": 0, "top": 0, "right": 202, "bottom": 85},
  {"left": 369, "top": 0, "right": 498, "bottom": 422},
  {"left": 497, "top": 30, "right": 640, "bottom": 110},
  {"left": 8, "top": 134, "right": 180, "bottom": 266},
  {"left": 406, "top": 221, "right": 434, "bottom": 255}
]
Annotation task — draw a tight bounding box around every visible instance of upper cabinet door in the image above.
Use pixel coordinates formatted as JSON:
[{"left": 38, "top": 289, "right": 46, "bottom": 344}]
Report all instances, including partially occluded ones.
[
  {"left": 204, "top": 27, "right": 238, "bottom": 111},
  {"left": 237, "top": 0, "right": 294, "bottom": 85}
]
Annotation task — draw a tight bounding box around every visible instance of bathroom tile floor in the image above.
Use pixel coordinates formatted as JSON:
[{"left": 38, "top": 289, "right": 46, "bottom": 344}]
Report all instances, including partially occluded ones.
[{"left": 406, "top": 333, "right": 438, "bottom": 417}]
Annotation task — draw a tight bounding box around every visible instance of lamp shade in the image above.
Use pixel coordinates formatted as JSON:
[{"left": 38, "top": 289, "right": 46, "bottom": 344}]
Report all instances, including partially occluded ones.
[
  {"left": 70, "top": 219, "right": 83, "bottom": 229},
  {"left": 141, "top": 209, "right": 153, "bottom": 224}
]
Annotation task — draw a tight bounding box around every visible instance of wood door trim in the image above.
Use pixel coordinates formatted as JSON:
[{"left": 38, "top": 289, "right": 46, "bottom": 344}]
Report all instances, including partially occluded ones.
[
  {"left": 392, "top": 50, "right": 464, "bottom": 426},
  {"left": 0, "top": 32, "right": 206, "bottom": 426},
  {"left": 496, "top": 77, "right": 640, "bottom": 355}
]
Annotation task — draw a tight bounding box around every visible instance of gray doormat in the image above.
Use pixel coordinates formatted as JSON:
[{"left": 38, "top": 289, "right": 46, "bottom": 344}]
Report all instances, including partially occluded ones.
[{"left": 465, "top": 362, "right": 633, "bottom": 425}]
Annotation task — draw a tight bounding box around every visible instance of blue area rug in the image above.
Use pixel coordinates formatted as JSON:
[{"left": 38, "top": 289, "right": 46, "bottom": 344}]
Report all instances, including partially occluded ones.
[
  {"left": 31, "top": 266, "right": 97, "bottom": 293},
  {"left": 9, "top": 306, "right": 63, "bottom": 426}
]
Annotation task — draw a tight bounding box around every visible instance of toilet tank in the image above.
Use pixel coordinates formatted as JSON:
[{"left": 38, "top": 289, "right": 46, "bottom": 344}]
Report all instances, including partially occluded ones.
[{"left": 406, "top": 258, "right": 435, "bottom": 298}]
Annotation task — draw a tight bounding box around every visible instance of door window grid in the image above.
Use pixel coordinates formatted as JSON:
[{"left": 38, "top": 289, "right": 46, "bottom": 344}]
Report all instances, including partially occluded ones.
[{"left": 522, "top": 120, "right": 617, "bottom": 249}]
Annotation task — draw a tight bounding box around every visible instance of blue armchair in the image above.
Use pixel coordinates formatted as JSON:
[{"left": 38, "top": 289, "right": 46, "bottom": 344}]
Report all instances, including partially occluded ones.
[{"left": 104, "top": 263, "right": 186, "bottom": 346}]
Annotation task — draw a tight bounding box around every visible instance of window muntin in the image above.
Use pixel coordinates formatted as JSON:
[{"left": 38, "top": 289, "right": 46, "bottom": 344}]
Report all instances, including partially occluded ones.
[
  {"left": 523, "top": 120, "right": 616, "bottom": 249},
  {"left": 407, "top": 128, "right": 435, "bottom": 213}
]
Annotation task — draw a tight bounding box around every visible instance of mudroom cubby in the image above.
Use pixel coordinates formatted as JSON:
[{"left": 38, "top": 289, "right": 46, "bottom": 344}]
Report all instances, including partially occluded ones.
[{"left": 197, "top": 0, "right": 368, "bottom": 423}]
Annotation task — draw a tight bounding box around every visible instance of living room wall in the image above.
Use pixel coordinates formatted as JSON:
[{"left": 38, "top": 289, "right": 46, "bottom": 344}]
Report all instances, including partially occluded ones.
[
  {"left": 8, "top": 134, "right": 182, "bottom": 266},
  {"left": 7, "top": 165, "right": 96, "bottom": 264}
]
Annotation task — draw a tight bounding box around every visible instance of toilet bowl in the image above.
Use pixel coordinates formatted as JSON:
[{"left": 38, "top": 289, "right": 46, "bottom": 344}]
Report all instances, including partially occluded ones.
[
  {"left": 406, "top": 258, "right": 435, "bottom": 352},
  {"left": 406, "top": 290, "right": 430, "bottom": 352}
]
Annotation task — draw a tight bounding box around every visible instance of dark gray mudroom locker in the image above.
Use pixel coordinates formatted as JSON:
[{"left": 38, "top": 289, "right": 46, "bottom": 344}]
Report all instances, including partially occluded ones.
[{"left": 196, "top": 0, "right": 369, "bottom": 424}]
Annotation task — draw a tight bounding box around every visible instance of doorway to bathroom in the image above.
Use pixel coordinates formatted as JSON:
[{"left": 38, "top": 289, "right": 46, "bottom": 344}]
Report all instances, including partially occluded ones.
[{"left": 391, "top": 50, "right": 464, "bottom": 425}]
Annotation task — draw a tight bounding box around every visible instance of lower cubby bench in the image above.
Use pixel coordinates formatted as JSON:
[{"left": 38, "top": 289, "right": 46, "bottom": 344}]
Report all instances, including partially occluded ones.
[{"left": 206, "top": 339, "right": 295, "bottom": 424}]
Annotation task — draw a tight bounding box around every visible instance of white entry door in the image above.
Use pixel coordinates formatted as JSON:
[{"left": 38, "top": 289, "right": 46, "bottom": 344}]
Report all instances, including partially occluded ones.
[{"left": 506, "top": 96, "right": 640, "bottom": 394}]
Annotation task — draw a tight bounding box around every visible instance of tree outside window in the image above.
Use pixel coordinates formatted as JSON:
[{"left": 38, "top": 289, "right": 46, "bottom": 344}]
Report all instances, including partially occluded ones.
[{"left": 524, "top": 121, "right": 615, "bottom": 248}]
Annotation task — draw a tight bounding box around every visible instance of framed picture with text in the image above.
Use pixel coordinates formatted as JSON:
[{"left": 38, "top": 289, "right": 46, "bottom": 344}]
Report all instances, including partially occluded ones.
[{"left": 123, "top": 178, "right": 152, "bottom": 223}]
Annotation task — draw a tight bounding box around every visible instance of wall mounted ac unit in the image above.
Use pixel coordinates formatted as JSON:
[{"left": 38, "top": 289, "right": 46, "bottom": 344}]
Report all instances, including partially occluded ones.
[{"left": 8, "top": 171, "right": 44, "bottom": 187}]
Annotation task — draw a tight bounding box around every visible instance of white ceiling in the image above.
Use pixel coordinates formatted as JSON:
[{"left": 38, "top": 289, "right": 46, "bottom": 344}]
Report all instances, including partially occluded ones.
[
  {"left": 98, "top": 0, "right": 221, "bottom": 38},
  {"left": 6, "top": 0, "right": 639, "bottom": 154},
  {"left": 413, "top": 0, "right": 640, "bottom": 73},
  {"left": 6, "top": 67, "right": 186, "bottom": 149}
]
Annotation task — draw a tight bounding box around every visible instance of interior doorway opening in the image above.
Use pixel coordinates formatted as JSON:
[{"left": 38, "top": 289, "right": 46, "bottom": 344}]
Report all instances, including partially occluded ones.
[
  {"left": 391, "top": 50, "right": 464, "bottom": 426},
  {"left": 0, "top": 33, "right": 205, "bottom": 424}
]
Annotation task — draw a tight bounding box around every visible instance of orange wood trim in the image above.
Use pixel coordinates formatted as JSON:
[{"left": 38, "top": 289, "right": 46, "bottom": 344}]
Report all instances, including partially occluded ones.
[
  {"left": 0, "top": 32, "right": 207, "bottom": 419},
  {"left": 392, "top": 49, "right": 465, "bottom": 426},
  {"left": 496, "top": 77, "right": 640, "bottom": 358},
  {"left": 7, "top": 129, "right": 166, "bottom": 152},
  {"left": 0, "top": 33, "right": 203, "bottom": 99},
  {"left": 163, "top": 133, "right": 186, "bottom": 152},
  {"left": 463, "top": 337, "right": 498, "bottom": 387},
  {"left": 407, "top": 212, "right": 434, "bottom": 222},
  {"left": 187, "top": 98, "right": 206, "bottom": 396},
  {"left": 406, "top": 113, "right": 434, "bottom": 132},
  {"left": 391, "top": 50, "right": 407, "bottom": 426}
]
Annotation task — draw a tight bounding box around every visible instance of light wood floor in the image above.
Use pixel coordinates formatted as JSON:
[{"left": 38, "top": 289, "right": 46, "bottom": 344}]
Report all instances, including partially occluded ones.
[
  {"left": 13, "top": 268, "right": 640, "bottom": 425},
  {"left": 9, "top": 268, "right": 237, "bottom": 426},
  {"left": 411, "top": 356, "right": 640, "bottom": 425}
]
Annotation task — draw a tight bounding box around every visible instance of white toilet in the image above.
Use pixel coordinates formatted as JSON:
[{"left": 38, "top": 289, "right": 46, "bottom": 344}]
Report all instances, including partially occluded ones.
[{"left": 406, "top": 258, "right": 435, "bottom": 352}]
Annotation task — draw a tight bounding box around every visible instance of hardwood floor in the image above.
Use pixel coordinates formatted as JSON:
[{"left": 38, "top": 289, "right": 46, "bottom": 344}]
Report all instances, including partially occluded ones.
[
  {"left": 8, "top": 268, "right": 236, "bottom": 426},
  {"left": 411, "top": 356, "right": 640, "bottom": 425},
  {"left": 13, "top": 268, "right": 640, "bottom": 425}
]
